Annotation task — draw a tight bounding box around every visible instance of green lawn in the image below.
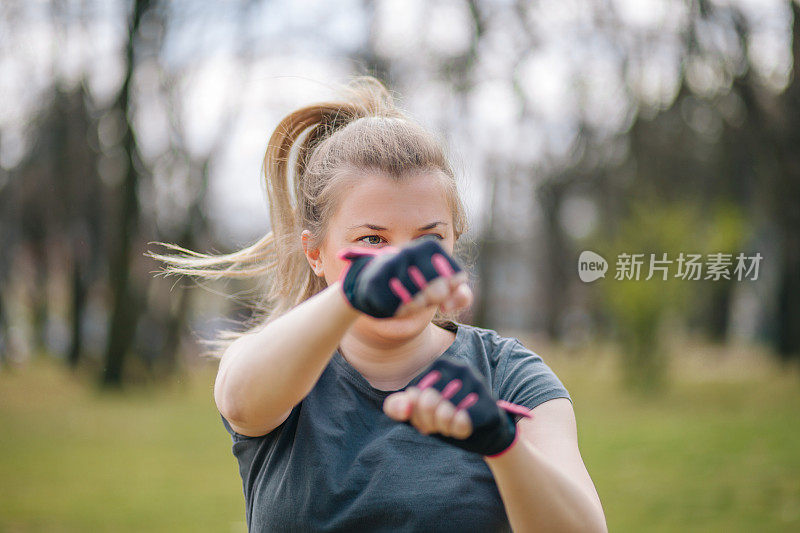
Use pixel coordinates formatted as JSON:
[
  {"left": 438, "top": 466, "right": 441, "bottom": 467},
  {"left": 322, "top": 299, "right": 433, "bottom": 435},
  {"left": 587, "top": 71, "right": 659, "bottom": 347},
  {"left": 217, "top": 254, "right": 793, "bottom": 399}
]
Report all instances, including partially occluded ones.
[
  {"left": 1, "top": 343, "right": 799, "bottom": 532},
  {"left": 0, "top": 358, "right": 245, "bottom": 533}
]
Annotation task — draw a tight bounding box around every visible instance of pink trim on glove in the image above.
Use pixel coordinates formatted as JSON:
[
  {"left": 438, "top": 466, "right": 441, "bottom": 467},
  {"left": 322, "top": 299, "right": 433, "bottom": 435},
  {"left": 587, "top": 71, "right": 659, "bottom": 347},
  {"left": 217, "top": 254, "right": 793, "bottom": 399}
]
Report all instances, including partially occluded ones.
[
  {"left": 335, "top": 245, "right": 402, "bottom": 262},
  {"left": 440, "top": 379, "right": 462, "bottom": 399},
  {"left": 417, "top": 370, "right": 441, "bottom": 390},
  {"left": 389, "top": 277, "right": 413, "bottom": 303},
  {"left": 336, "top": 247, "right": 381, "bottom": 261},
  {"left": 408, "top": 265, "right": 428, "bottom": 288},
  {"left": 456, "top": 392, "right": 478, "bottom": 410},
  {"left": 335, "top": 247, "right": 367, "bottom": 286},
  {"left": 431, "top": 253, "right": 455, "bottom": 277},
  {"left": 337, "top": 262, "right": 352, "bottom": 286},
  {"left": 496, "top": 400, "right": 533, "bottom": 419},
  {"left": 335, "top": 245, "right": 404, "bottom": 287}
]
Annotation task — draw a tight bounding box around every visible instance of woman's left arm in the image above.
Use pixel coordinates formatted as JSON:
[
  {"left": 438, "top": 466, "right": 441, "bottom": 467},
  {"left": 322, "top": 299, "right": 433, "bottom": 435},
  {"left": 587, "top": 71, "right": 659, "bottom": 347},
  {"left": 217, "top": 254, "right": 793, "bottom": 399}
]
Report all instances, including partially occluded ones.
[
  {"left": 483, "top": 397, "right": 607, "bottom": 533},
  {"left": 383, "top": 361, "right": 607, "bottom": 533}
]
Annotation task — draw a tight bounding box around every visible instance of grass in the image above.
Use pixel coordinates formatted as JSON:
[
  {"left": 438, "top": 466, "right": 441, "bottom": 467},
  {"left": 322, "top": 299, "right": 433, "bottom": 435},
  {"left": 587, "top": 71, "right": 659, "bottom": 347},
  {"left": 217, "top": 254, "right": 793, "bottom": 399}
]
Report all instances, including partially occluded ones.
[
  {"left": 537, "top": 336, "right": 800, "bottom": 533},
  {"left": 1, "top": 339, "right": 799, "bottom": 532},
  {"left": 0, "top": 358, "right": 246, "bottom": 533}
]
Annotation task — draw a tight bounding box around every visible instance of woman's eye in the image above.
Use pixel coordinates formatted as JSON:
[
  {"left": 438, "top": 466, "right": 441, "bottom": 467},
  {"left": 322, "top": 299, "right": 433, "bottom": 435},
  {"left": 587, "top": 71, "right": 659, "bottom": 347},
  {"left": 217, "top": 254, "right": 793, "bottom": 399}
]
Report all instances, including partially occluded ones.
[
  {"left": 357, "top": 234, "right": 443, "bottom": 245},
  {"left": 358, "top": 235, "right": 384, "bottom": 245}
]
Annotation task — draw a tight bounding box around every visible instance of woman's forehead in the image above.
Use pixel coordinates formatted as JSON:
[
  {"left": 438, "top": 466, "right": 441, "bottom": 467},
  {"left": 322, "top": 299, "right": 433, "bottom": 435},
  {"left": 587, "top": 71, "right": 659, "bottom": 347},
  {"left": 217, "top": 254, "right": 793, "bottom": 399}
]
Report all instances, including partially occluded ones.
[{"left": 335, "top": 172, "right": 449, "bottom": 212}]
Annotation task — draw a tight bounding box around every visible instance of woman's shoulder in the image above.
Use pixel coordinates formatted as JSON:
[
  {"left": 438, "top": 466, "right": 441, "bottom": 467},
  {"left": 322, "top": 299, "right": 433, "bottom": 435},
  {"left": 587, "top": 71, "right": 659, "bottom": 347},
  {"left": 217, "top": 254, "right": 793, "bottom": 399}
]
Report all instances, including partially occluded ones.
[
  {"left": 451, "top": 320, "right": 524, "bottom": 360},
  {"left": 450, "top": 321, "right": 570, "bottom": 403},
  {"left": 446, "top": 321, "right": 531, "bottom": 383}
]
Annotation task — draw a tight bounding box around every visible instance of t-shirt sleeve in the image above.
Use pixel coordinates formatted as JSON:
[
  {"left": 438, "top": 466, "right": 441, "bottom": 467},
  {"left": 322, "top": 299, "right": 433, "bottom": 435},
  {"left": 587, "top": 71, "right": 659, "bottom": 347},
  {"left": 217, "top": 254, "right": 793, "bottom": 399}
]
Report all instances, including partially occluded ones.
[
  {"left": 220, "top": 411, "right": 260, "bottom": 442},
  {"left": 219, "top": 413, "right": 250, "bottom": 442},
  {"left": 496, "top": 339, "right": 571, "bottom": 419},
  {"left": 219, "top": 411, "right": 267, "bottom": 503},
  {"left": 219, "top": 405, "right": 296, "bottom": 442}
]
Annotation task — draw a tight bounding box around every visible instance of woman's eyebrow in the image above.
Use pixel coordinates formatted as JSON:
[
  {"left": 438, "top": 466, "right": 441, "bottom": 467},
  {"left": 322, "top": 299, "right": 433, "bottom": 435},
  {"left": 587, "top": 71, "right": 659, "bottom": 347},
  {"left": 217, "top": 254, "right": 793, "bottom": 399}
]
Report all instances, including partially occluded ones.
[{"left": 347, "top": 221, "right": 449, "bottom": 231}]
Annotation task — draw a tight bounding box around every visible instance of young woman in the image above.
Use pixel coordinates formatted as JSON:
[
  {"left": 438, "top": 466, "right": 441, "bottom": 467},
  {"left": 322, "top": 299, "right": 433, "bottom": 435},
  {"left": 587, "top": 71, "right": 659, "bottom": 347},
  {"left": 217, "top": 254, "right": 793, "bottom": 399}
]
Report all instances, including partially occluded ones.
[{"left": 149, "top": 76, "right": 607, "bottom": 532}]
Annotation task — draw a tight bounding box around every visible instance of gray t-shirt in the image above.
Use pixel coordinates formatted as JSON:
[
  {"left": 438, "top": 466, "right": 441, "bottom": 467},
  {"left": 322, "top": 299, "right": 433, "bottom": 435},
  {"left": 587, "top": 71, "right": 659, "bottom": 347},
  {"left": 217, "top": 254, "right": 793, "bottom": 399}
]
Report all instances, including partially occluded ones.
[{"left": 220, "top": 320, "right": 571, "bottom": 532}]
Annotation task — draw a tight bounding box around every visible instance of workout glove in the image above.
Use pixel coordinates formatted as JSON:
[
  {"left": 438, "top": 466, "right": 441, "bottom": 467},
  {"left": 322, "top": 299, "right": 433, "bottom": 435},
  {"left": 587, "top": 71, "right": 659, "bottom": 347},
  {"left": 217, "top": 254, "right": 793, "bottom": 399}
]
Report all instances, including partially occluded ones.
[
  {"left": 336, "top": 236, "right": 464, "bottom": 318},
  {"left": 405, "top": 357, "right": 533, "bottom": 458}
]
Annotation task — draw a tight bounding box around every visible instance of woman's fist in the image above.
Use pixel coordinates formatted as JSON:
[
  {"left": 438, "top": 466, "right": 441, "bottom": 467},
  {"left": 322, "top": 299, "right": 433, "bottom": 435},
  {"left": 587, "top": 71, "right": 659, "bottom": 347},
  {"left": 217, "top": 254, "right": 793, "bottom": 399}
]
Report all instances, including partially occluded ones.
[
  {"left": 337, "top": 236, "right": 472, "bottom": 318},
  {"left": 384, "top": 378, "right": 475, "bottom": 439},
  {"left": 383, "top": 357, "right": 534, "bottom": 457}
]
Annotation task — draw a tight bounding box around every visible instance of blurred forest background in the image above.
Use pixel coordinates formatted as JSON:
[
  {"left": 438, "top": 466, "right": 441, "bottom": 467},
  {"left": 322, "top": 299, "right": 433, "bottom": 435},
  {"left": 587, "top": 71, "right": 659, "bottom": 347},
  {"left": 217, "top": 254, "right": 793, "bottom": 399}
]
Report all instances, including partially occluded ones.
[{"left": 1, "top": 0, "right": 799, "bottom": 531}]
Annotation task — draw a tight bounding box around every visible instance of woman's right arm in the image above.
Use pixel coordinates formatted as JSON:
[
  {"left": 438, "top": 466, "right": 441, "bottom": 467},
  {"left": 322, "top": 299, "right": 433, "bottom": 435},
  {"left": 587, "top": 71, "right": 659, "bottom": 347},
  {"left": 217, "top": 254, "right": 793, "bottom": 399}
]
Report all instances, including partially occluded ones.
[{"left": 214, "top": 279, "right": 361, "bottom": 437}]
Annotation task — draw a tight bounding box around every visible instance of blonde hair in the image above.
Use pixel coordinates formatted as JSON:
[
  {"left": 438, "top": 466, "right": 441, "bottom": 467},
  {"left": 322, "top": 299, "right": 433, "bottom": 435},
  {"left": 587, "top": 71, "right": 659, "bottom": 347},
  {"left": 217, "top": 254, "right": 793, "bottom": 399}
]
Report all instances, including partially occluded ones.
[{"left": 146, "top": 76, "right": 472, "bottom": 359}]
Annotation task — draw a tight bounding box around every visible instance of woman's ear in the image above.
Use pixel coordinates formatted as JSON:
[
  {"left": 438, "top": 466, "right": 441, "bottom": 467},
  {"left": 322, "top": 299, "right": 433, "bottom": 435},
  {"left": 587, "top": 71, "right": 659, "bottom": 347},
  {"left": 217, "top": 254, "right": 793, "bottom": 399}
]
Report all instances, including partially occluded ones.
[{"left": 301, "top": 230, "right": 324, "bottom": 277}]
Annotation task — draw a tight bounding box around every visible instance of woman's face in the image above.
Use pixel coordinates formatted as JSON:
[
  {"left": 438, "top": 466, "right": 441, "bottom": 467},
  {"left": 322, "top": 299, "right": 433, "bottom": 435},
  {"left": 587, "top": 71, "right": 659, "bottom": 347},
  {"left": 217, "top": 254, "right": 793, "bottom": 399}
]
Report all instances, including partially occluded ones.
[{"left": 303, "top": 170, "right": 456, "bottom": 341}]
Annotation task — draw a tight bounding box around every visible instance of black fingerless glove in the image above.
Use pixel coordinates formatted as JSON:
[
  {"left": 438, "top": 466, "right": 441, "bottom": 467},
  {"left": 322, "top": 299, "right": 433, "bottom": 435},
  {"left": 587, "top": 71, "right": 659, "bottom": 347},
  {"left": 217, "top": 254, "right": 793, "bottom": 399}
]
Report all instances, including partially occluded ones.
[
  {"left": 336, "top": 236, "right": 464, "bottom": 318},
  {"left": 405, "top": 357, "right": 533, "bottom": 457}
]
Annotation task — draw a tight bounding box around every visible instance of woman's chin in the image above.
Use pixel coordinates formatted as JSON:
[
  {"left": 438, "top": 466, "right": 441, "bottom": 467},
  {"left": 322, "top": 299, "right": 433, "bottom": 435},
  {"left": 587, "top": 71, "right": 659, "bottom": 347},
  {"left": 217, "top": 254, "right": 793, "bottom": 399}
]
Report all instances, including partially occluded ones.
[{"left": 358, "top": 306, "right": 437, "bottom": 336}]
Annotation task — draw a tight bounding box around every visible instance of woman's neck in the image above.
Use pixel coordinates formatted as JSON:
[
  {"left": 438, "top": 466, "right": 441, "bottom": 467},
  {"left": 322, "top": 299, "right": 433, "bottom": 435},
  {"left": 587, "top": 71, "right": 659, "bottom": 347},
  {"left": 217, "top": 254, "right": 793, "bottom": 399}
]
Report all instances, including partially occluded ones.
[{"left": 338, "top": 321, "right": 456, "bottom": 391}]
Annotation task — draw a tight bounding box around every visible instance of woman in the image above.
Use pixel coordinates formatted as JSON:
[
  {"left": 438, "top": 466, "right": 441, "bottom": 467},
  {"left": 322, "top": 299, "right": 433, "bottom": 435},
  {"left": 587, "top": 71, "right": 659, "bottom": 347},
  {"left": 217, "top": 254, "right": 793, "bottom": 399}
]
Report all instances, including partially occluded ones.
[{"left": 149, "top": 76, "right": 607, "bottom": 532}]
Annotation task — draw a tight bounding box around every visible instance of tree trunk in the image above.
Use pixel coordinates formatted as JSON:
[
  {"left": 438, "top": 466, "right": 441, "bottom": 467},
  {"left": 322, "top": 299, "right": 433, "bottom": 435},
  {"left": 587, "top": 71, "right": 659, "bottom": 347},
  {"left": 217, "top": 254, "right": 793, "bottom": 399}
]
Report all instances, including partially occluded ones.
[
  {"left": 101, "top": 0, "right": 153, "bottom": 387},
  {"left": 67, "top": 256, "right": 86, "bottom": 369}
]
